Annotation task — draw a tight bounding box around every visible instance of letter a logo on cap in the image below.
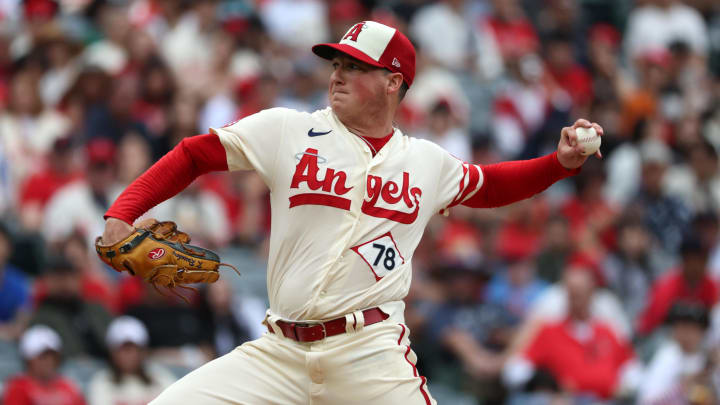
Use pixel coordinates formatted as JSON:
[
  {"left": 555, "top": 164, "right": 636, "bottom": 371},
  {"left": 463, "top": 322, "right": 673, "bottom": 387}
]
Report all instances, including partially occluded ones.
[
  {"left": 312, "top": 21, "right": 417, "bottom": 87},
  {"left": 343, "top": 22, "right": 365, "bottom": 42}
]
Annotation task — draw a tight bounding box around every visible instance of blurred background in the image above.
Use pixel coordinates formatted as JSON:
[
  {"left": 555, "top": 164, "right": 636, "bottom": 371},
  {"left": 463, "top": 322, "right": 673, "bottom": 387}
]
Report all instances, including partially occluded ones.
[{"left": 0, "top": 0, "right": 719, "bottom": 404}]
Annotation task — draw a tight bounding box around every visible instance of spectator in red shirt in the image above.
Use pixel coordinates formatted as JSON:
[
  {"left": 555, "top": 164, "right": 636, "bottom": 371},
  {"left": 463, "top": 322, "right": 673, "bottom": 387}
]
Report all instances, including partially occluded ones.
[
  {"left": 561, "top": 159, "right": 618, "bottom": 254},
  {"left": 636, "top": 234, "right": 718, "bottom": 336},
  {"left": 2, "top": 324, "right": 86, "bottom": 405},
  {"left": 544, "top": 30, "right": 593, "bottom": 112},
  {"left": 503, "top": 261, "right": 641, "bottom": 401},
  {"left": 131, "top": 56, "right": 176, "bottom": 138},
  {"left": 483, "top": 0, "right": 539, "bottom": 63},
  {"left": 18, "top": 136, "right": 81, "bottom": 231}
]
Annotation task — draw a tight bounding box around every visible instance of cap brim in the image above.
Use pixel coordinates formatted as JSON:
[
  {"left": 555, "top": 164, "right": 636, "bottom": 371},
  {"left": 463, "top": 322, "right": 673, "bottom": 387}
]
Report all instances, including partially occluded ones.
[{"left": 312, "top": 43, "right": 384, "bottom": 68}]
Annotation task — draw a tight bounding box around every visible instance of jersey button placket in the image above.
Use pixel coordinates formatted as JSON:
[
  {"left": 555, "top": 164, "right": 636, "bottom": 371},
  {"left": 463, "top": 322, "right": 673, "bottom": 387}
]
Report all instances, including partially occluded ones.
[
  {"left": 341, "top": 165, "right": 369, "bottom": 240},
  {"left": 337, "top": 166, "right": 366, "bottom": 257},
  {"left": 331, "top": 165, "right": 370, "bottom": 268},
  {"left": 314, "top": 161, "right": 366, "bottom": 302},
  {"left": 336, "top": 167, "right": 366, "bottom": 264}
]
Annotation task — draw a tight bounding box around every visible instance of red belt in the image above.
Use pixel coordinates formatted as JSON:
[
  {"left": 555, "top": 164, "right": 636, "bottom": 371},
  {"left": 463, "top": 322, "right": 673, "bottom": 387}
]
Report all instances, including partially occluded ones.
[{"left": 268, "top": 307, "right": 388, "bottom": 342}]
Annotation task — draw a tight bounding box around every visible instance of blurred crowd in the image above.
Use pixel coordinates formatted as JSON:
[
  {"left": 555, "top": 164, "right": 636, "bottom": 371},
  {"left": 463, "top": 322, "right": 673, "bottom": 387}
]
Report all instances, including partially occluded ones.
[{"left": 0, "top": 0, "right": 719, "bottom": 404}]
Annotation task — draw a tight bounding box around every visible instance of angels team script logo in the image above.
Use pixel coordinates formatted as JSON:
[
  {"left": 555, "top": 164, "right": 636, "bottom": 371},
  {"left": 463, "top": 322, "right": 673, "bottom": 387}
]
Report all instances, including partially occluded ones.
[
  {"left": 362, "top": 172, "right": 422, "bottom": 224},
  {"left": 290, "top": 148, "right": 423, "bottom": 224}
]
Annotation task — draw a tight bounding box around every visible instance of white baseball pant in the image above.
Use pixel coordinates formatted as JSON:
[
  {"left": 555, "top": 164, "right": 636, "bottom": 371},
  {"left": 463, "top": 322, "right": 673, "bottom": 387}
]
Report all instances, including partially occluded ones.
[{"left": 149, "top": 309, "right": 436, "bottom": 405}]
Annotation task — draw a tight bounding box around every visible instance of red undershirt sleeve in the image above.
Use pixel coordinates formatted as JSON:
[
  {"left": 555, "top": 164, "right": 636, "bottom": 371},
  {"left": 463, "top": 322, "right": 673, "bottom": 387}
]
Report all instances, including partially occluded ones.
[
  {"left": 462, "top": 152, "right": 580, "bottom": 208},
  {"left": 104, "top": 134, "right": 228, "bottom": 225}
]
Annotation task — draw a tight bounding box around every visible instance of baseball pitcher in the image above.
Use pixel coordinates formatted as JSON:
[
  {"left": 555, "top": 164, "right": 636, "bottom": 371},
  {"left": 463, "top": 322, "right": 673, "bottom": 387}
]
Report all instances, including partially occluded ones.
[{"left": 98, "top": 21, "right": 603, "bottom": 405}]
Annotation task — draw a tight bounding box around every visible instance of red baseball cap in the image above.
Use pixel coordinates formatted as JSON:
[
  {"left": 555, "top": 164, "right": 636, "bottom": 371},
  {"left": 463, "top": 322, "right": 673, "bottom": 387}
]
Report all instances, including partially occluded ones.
[
  {"left": 589, "top": 23, "right": 621, "bottom": 48},
  {"left": 312, "top": 21, "right": 416, "bottom": 87},
  {"left": 86, "top": 138, "right": 116, "bottom": 165},
  {"left": 24, "top": 0, "right": 58, "bottom": 19}
]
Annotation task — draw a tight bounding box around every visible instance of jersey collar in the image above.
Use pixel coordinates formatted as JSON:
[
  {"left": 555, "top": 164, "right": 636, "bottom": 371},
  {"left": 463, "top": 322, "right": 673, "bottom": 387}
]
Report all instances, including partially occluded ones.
[{"left": 327, "top": 108, "right": 403, "bottom": 159}]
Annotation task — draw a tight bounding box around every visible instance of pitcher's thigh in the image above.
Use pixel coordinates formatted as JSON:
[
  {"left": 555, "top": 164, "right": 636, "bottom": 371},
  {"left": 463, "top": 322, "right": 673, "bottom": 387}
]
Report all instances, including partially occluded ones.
[
  {"left": 319, "top": 325, "right": 436, "bottom": 405},
  {"left": 323, "top": 347, "right": 435, "bottom": 405},
  {"left": 151, "top": 336, "right": 310, "bottom": 405}
]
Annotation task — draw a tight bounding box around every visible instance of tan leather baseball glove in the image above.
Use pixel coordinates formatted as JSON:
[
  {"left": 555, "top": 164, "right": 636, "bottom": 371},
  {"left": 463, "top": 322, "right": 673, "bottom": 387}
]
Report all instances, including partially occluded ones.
[{"left": 95, "top": 218, "right": 239, "bottom": 300}]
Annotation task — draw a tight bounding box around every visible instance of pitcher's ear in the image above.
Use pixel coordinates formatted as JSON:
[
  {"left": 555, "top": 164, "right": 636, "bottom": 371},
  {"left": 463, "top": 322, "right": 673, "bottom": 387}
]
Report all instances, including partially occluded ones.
[{"left": 386, "top": 72, "right": 403, "bottom": 95}]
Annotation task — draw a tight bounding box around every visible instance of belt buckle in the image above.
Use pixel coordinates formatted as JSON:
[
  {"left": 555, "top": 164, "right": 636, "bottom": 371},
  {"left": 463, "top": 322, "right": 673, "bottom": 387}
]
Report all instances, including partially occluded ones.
[{"left": 293, "top": 321, "right": 327, "bottom": 341}]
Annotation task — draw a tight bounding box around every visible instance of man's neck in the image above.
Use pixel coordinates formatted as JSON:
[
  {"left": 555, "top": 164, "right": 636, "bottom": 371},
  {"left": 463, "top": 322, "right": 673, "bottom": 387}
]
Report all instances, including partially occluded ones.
[
  {"left": 568, "top": 317, "right": 593, "bottom": 342},
  {"left": 337, "top": 104, "right": 397, "bottom": 139},
  {"left": 345, "top": 121, "right": 394, "bottom": 139}
]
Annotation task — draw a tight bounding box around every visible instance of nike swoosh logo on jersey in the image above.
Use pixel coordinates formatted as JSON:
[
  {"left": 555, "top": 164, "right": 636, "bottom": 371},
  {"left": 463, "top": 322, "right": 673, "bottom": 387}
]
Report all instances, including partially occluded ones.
[{"left": 308, "top": 128, "right": 332, "bottom": 137}]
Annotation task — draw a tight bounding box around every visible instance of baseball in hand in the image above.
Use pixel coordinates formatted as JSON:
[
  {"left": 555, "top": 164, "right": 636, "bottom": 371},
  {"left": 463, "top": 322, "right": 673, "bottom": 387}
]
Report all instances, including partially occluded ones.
[{"left": 575, "top": 126, "right": 601, "bottom": 156}]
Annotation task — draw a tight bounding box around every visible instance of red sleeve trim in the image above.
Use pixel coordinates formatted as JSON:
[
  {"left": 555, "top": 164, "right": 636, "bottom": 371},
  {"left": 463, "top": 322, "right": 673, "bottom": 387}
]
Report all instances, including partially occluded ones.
[
  {"left": 462, "top": 152, "right": 579, "bottom": 209},
  {"left": 447, "top": 163, "right": 480, "bottom": 208},
  {"left": 104, "top": 134, "right": 228, "bottom": 224}
]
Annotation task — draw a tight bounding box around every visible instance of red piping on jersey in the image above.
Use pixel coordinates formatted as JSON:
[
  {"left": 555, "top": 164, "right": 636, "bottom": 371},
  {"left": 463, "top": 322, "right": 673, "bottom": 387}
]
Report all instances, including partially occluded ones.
[
  {"left": 351, "top": 245, "right": 384, "bottom": 282},
  {"left": 460, "top": 152, "right": 579, "bottom": 209},
  {"left": 458, "top": 164, "right": 481, "bottom": 203},
  {"left": 453, "top": 163, "right": 468, "bottom": 204},
  {"left": 356, "top": 131, "right": 394, "bottom": 157},
  {"left": 350, "top": 231, "right": 406, "bottom": 282},
  {"left": 289, "top": 193, "right": 351, "bottom": 211},
  {"left": 448, "top": 163, "right": 481, "bottom": 208},
  {"left": 105, "top": 134, "right": 228, "bottom": 224},
  {"left": 397, "top": 324, "right": 432, "bottom": 405}
]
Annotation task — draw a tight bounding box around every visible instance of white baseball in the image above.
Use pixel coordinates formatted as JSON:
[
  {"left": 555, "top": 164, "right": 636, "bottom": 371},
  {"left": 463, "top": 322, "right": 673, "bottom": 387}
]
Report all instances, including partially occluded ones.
[{"left": 575, "top": 126, "right": 601, "bottom": 156}]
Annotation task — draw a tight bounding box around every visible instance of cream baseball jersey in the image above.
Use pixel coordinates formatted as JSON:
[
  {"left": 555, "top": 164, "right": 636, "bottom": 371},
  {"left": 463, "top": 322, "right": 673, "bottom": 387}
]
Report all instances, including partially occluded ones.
[{"left": 210, "top": 107, "right": 482, "bottom": 321}]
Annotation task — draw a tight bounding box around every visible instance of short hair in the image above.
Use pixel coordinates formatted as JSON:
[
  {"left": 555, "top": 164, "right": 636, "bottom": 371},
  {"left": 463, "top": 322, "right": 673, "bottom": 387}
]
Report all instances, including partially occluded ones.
[
  {"left": 398, "top": 82, "right": 409, "bottom": 102},
  {"left": 666, "top": 302, "right": 710, "bottom": 329},
  {"left": 679, "top": 234, "right": 708, "bottom": 258},
  {"left": 44, "top": 253, "right": 77, "bottom": 276}
]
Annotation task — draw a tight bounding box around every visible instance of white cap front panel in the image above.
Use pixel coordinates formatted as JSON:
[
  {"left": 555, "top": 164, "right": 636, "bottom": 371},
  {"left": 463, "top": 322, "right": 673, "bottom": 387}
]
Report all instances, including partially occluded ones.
[{"left": 339, "top": 21, "right": 396, "bottom": 61}]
